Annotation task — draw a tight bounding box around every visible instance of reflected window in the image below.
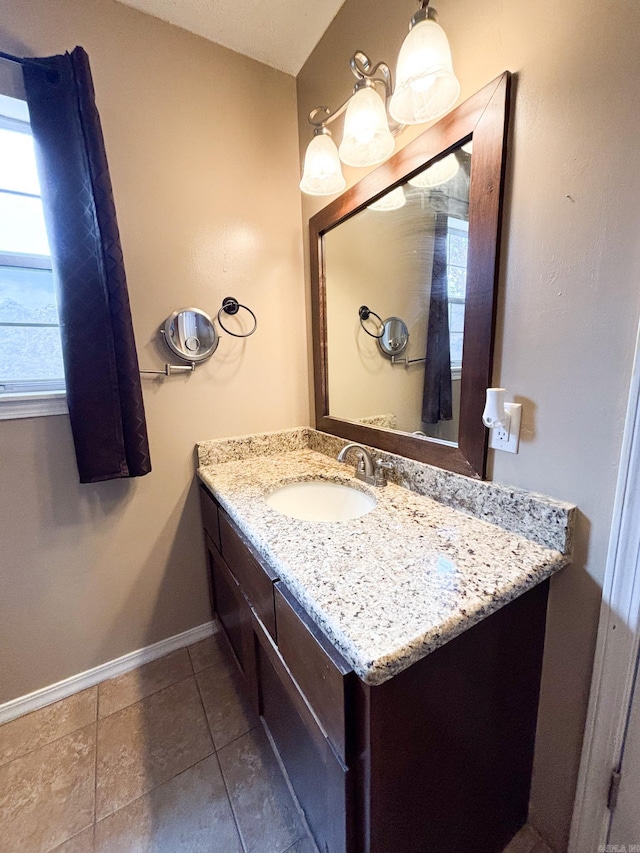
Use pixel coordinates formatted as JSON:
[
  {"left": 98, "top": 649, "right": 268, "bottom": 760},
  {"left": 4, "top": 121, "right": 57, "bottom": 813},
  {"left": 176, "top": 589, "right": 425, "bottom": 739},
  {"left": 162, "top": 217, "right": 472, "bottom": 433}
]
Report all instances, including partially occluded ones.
[
  {"left": 446, "top": 216, "right": 468, "bottom": 371},
  {"left": 0, "top": 93, "right": 65, "bottom": 397}
]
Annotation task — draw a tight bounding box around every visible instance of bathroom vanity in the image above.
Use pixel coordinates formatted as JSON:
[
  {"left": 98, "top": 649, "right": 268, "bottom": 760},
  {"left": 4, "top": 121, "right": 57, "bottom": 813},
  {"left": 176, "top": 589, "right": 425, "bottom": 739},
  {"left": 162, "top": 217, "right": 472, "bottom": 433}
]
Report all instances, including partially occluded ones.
[{"left": 197, "top": 428, "right": 574, "bottom": 853}]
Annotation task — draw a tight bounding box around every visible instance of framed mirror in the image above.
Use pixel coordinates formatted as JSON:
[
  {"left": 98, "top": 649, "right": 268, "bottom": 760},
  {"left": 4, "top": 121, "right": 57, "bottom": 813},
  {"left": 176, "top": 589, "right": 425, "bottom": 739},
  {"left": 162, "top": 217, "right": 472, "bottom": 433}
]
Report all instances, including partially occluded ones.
[{"left": 310, "top": 72, "right": 511, "bottom": 478}]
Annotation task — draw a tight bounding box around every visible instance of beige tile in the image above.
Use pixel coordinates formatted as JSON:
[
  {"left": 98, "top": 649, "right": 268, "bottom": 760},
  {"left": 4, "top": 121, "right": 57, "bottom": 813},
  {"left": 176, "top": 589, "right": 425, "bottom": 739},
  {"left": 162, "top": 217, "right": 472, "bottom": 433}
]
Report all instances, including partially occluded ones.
[
  {"left": 285, "top": 836, "right": 318, "bottom": 853},
  {"left": 96, "top": 676, "right": 213, "bottom": 820},
  {"left": 219, "top": 726, "right": 305, "bottom": 853},
  {"left": 0, "top": 687, "right": 97, "bottom": 767},
  {"left": 0, "top": 723, "right": 95, "bottom": 852},
  {"left": 53, "top": 826, "right": 95, "bottom": 852},
  {"left": 95, "top": 754, "right": 242, "bottom": 853},
  {"left": 188, "top": 631, "right": 229, "bottom": 674},
  {"left": 98, "top": 648, "right": 193, "bottom": 718},
  {"left": 196, "top": 659, "right": 259, "bottom": 749},
  {"left": 502, "top": 825, "right": 542, "bottom": 853},
  {"left": 530, "top": 841, "right": 553, "bottom": 853}
]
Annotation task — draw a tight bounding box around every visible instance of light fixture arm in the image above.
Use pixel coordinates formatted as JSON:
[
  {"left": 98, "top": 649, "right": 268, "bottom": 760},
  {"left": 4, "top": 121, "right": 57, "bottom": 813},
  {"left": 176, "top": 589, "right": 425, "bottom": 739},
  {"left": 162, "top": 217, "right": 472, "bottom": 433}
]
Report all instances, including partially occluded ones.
[
  {"left": 349, "top": 51, "right": 392, "bottom": 97},
  {"left": 307, "top": 51, "right": 395, "bottom": 131},
  {"left": 412, "top": 0, "right": 439, "bottom": 27}
]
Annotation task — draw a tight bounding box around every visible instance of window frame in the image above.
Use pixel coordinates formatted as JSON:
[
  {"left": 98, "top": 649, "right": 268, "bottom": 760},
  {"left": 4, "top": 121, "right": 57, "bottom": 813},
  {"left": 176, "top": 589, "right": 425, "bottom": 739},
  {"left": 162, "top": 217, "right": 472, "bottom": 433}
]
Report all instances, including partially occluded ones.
[
  {"left": 446, "top": 215, "right": 469, "bottom": 379},
  {"left": 0, "top": 100, "right": 67, "bottom": 420}
]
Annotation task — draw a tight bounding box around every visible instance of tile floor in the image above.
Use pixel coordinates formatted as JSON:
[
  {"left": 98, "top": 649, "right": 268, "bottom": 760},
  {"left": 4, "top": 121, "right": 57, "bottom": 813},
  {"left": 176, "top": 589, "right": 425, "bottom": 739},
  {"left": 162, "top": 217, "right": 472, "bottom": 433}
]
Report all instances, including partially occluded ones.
[{"left": 0, "top": 631, "right": 553, "bottom": 853}]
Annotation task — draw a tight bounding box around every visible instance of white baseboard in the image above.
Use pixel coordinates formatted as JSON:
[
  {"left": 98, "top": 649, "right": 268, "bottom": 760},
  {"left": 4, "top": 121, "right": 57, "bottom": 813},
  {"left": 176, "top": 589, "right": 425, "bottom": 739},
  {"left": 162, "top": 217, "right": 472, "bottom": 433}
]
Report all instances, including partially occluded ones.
[{"left": 0, "top": 620, "right": 218, "bottom": 726}]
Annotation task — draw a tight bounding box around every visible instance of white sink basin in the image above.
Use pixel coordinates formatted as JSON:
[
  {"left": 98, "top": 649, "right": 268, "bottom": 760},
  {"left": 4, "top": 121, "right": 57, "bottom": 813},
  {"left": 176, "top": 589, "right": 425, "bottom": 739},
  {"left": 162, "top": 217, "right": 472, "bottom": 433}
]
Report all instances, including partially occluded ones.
[{"left": 265, "top": 480, "right": 376, "bottom": 522}]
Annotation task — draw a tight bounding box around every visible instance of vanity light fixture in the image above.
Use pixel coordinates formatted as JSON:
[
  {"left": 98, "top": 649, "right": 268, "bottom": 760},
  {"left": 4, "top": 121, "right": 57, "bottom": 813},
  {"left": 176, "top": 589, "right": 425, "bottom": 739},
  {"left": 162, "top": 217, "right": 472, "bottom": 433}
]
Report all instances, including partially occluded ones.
[
  {"left": 299, "top": 0, "right": 460, "bottom": 197},
  {"left": 389, "top": 0, "right": 461, "bottom": 126},
  {"left": 299, "top": 129, "right": 347, "bottom": 196}
]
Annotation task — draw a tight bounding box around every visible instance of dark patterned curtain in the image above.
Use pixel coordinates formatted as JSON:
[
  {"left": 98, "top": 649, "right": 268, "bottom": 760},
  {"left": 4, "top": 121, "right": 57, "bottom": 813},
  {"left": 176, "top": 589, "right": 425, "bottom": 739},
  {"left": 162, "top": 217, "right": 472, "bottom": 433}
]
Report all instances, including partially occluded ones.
[
  {"left": 422, "top": 214, "right": 453, "bottom": 425},
  {"left": 22, "top": 47, "right": 151, "bottom": 483}
]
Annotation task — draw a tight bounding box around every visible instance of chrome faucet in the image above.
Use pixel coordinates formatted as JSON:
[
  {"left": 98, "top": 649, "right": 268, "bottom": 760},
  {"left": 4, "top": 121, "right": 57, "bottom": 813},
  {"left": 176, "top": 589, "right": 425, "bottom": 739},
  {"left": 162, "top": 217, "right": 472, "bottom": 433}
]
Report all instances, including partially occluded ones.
[{"left": 337, "top": 443, "right": 394, "bottom": 487}]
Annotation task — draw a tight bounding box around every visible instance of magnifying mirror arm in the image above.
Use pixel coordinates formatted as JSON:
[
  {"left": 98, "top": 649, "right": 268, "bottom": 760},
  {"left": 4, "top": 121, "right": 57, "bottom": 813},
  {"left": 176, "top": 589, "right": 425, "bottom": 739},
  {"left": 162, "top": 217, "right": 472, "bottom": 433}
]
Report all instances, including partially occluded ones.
[
  {"left": 140, "top": 362, "right": 195, "bottom": 376},
  {"left": 391, "top": 355, "right": 427, "bottom": 368},
  {"left": 308, "top": 51, "right": 403, "bottom": 134}
]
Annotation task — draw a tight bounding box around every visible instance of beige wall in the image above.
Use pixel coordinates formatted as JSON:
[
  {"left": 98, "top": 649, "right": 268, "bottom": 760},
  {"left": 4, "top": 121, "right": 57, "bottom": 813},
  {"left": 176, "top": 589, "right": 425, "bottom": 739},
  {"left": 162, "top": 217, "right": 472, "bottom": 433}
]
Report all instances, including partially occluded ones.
[
  {"left": 0, "top": 0, "right": 307, "bottom": 702},
  {"left": 297, "top": 1, "right": 640, "bottom": 849}
]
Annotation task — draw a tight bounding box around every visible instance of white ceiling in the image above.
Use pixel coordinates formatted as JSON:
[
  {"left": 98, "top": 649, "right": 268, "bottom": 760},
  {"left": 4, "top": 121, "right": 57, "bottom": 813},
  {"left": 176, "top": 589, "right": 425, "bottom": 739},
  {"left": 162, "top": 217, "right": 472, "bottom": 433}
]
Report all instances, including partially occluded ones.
[{"left": 114, "top": 0, "right": 347, "bottom": 76}]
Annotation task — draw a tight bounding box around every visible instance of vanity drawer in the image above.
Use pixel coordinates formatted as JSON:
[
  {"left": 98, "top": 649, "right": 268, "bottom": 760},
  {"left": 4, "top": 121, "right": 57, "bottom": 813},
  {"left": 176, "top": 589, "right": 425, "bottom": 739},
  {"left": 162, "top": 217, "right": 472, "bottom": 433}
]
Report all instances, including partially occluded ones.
[
  {"left": 256, "top": 620, "right": 352, "bottom": 853},
  {"left": 274, "top": 582, "right": 352, "bottom": 762},
  {"left": 219, "top": 510, "right": 278, "bottom": 638},
  {"left": 199, "top": 485, "right": 221, "bottom": 553}
]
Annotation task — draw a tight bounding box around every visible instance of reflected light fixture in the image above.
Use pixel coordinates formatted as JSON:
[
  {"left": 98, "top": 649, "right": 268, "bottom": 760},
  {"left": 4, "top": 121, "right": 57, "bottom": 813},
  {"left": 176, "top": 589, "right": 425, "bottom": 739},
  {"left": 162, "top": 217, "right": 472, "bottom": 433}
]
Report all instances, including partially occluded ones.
[
  {"left": 300, "top": 0, "right": 460, "bottom": 197},
  {"left": 408, "top": 152, "right": 459, "bottom": 188},
  {"left": 368, "top": 186, "right": 406, "bottom": 211}
]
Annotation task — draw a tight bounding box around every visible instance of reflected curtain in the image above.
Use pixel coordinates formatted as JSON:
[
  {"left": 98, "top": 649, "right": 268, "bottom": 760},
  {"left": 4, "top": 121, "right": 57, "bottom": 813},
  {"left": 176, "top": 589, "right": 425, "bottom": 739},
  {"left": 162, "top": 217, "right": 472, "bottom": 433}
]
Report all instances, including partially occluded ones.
[
  {"left": 422, "top": 214, "right": 452, "bottom": 424},
  {"left": 22, "top": 47, "right": 151, "bottom": 483}
]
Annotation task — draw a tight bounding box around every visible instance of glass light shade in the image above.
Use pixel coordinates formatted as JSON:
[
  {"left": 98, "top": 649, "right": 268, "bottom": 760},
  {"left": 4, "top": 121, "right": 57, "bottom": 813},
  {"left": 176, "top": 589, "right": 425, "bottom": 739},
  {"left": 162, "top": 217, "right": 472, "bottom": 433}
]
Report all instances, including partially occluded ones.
[
  {"left": 299, "top": 133, "right": 346, "bottom": 196},
  {"left": 462, "top": 140, "right": 473, "bottom": 154},
  {"left": 408, "top": 153, "right": 459, "bottom": 188},
  {"left": 389, "top": 18, "right": 461, "bottom": 125},
  {"left": 338, "top": 87, "right": 395, "bottom": 168},
  {"left": 368, "top": 186, "right": 406, "bottom": 211}
]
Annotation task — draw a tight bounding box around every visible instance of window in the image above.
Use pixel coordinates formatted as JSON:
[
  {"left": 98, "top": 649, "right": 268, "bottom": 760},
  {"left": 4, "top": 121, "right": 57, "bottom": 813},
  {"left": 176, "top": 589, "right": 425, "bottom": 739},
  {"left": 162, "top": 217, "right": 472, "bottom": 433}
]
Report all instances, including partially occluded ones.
[
  {"left": 0, "top": 93, "right": 66, "bottom": 418},
  {"left": 446, "top": 216, "right": 468, "bottom": 374}
]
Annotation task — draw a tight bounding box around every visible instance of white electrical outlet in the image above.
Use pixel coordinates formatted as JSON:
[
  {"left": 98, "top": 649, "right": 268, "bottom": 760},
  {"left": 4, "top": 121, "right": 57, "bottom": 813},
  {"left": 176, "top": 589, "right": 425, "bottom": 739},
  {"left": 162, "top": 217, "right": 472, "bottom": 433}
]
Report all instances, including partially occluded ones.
[{"left": 489, "top": 402, "right": 522, "bottom": 453}]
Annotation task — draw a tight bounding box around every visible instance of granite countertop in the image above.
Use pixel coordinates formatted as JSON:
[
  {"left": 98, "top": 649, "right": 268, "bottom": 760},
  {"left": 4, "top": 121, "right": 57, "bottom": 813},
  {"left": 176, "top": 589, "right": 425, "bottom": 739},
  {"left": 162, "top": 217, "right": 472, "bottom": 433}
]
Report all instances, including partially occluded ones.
[{"left": 197, "top": 429, "right": 574, "bottom": 686}]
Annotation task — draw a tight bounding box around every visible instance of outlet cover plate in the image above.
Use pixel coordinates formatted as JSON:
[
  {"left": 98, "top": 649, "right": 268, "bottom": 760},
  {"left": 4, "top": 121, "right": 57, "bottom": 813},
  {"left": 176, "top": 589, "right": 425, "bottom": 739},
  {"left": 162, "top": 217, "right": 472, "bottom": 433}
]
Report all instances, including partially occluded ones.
[{"left": 489, "top": 402, "right": 522, "bottom": 453}]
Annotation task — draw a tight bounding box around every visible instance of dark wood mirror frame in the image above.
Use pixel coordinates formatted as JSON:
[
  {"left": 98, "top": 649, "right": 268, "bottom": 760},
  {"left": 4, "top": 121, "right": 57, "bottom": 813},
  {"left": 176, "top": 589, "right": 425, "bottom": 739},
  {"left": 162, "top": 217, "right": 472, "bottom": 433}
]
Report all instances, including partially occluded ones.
[{"left": 310, "top": 71, "right": 511, "bottom": 479}]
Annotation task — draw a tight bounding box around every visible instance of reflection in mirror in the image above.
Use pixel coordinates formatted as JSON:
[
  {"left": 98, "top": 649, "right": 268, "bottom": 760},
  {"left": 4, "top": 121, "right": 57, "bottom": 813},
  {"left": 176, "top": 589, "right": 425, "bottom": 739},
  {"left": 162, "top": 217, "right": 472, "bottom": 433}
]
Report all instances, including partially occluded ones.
[
  {"left": 162, "top": 308, "right": 219, "bottom": 363},
  {"left": 324, "top": 144, "right": 470, "bottom": 445},
  {"left": 377, "top": 317, "right": 410, "bottom": 357}
]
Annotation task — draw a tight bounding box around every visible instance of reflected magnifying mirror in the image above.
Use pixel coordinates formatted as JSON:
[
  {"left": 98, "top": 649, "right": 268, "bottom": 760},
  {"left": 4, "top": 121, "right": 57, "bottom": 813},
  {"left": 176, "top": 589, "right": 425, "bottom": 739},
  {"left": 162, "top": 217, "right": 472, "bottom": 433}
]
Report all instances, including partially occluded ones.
[{"left": 378, "top": 317, "right": 409, "bottom": 357}]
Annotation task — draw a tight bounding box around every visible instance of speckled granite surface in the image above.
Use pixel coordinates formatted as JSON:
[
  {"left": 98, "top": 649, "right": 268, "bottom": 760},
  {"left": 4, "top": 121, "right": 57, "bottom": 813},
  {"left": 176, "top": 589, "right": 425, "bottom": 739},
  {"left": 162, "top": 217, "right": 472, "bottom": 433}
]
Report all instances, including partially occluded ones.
[
  {"left": 198, "top": 428, "right": 575, "bottom": 553},
  {"left": 197, "top": 429, "right": 574, "bottom": 686},
  {"left": 355, "top": 413, "right": 398, "bottom": 430}
]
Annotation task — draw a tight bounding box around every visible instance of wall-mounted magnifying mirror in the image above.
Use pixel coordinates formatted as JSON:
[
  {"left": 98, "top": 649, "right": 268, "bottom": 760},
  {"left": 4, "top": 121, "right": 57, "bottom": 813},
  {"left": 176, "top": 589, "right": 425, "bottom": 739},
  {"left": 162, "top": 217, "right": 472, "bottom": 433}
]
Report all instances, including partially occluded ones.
[
  {"left": 310, "top": 72, "right": 511, "bottom": 479},
  {"left": 161, "top": 308, "right": 218, "bottom": 363},
  {"left": 378, "top": 317, "right": 409, "bottom": 357},
  {"left": 359, "top": 306, "right": 410, "bottom": 357}
]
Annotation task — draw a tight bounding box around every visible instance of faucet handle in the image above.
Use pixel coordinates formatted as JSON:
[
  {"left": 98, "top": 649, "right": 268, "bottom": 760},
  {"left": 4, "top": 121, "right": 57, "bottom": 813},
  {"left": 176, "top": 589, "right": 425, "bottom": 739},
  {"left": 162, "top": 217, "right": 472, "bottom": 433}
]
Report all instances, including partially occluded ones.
[{"left": 374, "top": 458, "right": 394, "bottom": 487}]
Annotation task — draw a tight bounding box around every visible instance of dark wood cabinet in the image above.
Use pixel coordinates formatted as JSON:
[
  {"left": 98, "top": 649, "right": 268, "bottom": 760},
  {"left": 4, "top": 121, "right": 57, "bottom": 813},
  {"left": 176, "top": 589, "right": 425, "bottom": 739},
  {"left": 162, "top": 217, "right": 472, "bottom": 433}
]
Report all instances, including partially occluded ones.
[
  {"left": 256, "top": 613, "right": 353, "bottom": 853},
  {"left": 205, "top": 534, "right": 252, "bottom": 679},
  {"left": 199, "top": 483, "right": 549, "bottom": 853}
]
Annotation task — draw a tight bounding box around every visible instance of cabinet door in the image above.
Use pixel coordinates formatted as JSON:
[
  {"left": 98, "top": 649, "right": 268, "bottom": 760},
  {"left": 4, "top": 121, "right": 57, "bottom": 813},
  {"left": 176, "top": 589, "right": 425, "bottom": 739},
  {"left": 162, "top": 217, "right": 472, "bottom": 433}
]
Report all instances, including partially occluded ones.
[
  {"left": 207, "top": 538, "right": 254, "bottom": 681},
  {"left": 255, "top": 623, "right": 352, "bottom": 853}
]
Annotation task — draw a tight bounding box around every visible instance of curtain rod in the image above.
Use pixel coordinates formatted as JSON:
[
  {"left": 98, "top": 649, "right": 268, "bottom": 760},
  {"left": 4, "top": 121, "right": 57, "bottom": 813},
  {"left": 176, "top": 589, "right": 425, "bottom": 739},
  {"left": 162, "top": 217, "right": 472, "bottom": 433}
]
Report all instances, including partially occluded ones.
[{"left": 0, "top": 50, "right": 47, "bottom": 70}]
